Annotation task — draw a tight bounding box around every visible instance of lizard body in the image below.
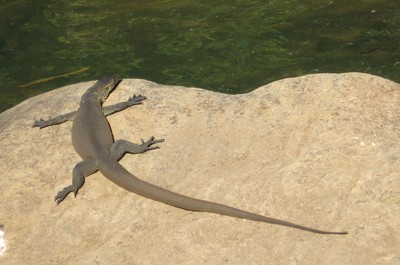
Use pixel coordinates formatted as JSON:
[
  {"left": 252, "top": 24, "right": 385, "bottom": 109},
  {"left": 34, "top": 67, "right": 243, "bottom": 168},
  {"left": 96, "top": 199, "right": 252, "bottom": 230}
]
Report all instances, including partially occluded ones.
[{"left": 34, "top": 76, "right": 347, "bottom": 235}]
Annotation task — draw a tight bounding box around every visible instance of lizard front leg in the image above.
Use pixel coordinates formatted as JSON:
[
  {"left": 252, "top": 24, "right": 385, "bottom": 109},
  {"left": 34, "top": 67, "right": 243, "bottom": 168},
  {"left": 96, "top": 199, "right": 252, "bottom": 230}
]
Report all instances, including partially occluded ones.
[
  {"left": 55, "top": 160, "right": 97, "bottom": 204},
  {"left": 102, "top": 94, "right": 147, "bottom": 116},
  {"left": 33, "top": 110, "right": 76, "bottom": 129},
  {"left": 33, "top": 94, "right": 147, "bottom": 129}
]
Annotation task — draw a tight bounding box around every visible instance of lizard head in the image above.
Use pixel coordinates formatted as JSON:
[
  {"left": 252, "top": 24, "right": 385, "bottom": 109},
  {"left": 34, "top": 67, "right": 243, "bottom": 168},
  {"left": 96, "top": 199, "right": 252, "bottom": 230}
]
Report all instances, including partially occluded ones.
[{"left": 89, "top": 75, "right": 122, "bottom": 103}]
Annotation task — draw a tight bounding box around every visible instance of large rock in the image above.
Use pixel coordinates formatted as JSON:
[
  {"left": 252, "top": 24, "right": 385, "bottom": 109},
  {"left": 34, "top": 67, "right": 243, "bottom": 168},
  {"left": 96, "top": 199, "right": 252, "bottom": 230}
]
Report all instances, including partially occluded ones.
[{"left": 0, "top": 73, "right": 399, "bottom": 264}]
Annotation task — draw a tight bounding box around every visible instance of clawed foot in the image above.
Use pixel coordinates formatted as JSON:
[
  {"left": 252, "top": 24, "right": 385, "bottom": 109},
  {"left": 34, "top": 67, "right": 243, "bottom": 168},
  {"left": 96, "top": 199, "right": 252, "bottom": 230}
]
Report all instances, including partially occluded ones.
[
  {"left": 127, "top": 94, "right": 147, "bottom": 106},
  {"left": 140, "top": 136, "right": 165, "bottom": 152},
  {"left": 32, "top": 118, "right": 52, "bottom": 129},
  {"left": 54, "top": 186, "right": 79, "bottom": 205}
]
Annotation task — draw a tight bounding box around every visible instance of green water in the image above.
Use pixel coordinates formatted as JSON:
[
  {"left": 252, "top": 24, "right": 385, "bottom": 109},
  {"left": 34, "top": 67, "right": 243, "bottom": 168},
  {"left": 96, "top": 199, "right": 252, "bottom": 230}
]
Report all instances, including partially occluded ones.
[{"left": 1, "top": 0, "right": 399, "bottom": 112}]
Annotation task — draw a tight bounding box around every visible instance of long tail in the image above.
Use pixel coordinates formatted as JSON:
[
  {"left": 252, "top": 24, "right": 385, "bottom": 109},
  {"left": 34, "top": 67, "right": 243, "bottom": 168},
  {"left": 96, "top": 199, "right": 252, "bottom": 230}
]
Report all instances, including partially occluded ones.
[{"left": 97, "top": 156, "right": 347, "bottom": 235}]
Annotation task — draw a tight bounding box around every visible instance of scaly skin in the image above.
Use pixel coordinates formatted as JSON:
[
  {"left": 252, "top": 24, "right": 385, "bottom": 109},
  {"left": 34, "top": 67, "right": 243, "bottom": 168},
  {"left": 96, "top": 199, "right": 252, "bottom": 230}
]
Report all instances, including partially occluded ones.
[{"left": 34, "top": 76, "right": 347, "bottom": 235}]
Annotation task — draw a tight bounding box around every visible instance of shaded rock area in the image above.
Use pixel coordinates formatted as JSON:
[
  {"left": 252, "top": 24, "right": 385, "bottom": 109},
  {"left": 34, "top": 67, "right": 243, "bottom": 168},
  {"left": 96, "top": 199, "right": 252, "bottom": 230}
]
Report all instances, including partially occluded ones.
[{"left": 0, "top": 73, "right": 399, "bottom": 264}]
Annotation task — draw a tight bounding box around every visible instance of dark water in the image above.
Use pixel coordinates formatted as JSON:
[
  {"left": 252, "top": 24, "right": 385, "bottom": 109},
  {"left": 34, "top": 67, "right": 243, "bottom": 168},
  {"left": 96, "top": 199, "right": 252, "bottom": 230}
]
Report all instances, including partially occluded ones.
[{"left": 0, "top": 0, "right": 399, "bottom": 112}]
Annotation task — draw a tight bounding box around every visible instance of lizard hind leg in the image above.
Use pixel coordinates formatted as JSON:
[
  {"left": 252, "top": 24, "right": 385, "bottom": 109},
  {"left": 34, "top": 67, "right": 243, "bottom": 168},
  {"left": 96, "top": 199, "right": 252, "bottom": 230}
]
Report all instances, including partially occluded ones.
[
  {"left": 55, "top": 160, "right": 97, "bottom": 204},
  {"left": 110, "top": 137, "right": 165, "bottom": 161}
]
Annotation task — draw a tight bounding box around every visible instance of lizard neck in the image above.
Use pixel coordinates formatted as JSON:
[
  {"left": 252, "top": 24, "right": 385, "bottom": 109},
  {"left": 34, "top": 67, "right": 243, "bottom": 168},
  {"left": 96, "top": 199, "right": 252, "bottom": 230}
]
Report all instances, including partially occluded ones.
[{"left": 80, "top": 91, "right": 101, "bottom": 107}]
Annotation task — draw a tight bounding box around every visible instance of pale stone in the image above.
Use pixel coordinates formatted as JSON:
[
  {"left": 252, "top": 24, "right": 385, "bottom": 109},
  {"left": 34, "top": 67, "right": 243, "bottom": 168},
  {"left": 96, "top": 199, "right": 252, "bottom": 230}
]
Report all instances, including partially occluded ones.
[{"left": 0, "top": 73, "right": 399, "bottom": 264}]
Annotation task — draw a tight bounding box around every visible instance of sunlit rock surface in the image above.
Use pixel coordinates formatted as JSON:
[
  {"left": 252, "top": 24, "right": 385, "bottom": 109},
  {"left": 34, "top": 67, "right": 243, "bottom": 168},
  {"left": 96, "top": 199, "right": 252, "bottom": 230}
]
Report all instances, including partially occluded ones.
[{"left": 0, "top": 73, "right": 399, "bottom": 264}]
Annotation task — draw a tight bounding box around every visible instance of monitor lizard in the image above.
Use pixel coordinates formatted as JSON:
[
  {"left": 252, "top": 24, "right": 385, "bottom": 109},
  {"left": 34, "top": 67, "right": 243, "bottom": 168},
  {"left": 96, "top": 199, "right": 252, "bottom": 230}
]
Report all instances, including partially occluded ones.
[{"left": 33, "top": 75, "right": 347, "bottom": 235}]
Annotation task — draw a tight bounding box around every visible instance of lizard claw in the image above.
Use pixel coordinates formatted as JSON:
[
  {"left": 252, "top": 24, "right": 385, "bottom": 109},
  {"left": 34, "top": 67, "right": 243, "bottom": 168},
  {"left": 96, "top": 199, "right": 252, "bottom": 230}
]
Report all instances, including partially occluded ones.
[
  {"left": 55, "top": 192, "right": 68, "bottom": 205},
  {"left": 33, "top": 118, "right": 52, "bottom": 129},
  {"left": 54, "top": 186, "right": 76, "bottom": 204},
  {"left": 127, "top": 94, "right": 147, "bottom": 106},
  {"left": 141, "top": 136, "right": 165, "bottom": 152}
]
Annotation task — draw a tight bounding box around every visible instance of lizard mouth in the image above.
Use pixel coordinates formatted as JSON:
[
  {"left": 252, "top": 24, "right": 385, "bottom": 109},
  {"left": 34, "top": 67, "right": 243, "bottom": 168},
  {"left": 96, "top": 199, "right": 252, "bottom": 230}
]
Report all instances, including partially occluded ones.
[
  {"left": 108, "top": 75, "right": 122, "bottom": 94},
  {"left": 94, "top": 75, "right": 123, "bottom": 102}
]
